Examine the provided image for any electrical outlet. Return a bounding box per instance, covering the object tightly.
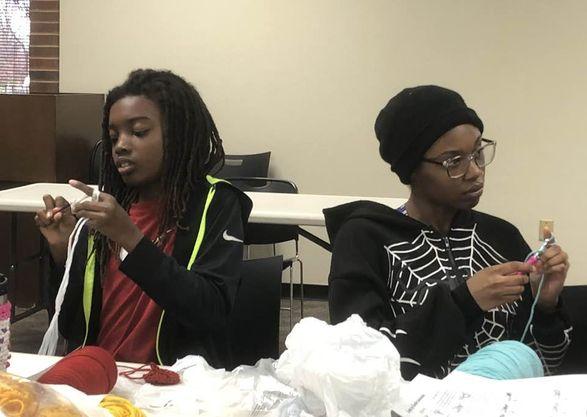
[539,219,554,241]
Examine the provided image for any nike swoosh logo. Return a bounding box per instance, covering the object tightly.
[223,230,243,243]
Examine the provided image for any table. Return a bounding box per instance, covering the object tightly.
[0,183,404,225]
[7,352,138,417]
[7,351,61,378]
[0,182,405,250]
[7,351,138,379]
[9,352,587,417]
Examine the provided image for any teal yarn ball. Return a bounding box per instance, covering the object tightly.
[455,340,544,380]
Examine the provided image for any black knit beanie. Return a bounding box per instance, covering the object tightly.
[375,85,484,184]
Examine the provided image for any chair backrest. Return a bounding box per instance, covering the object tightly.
[228,255,283,369]
[228,178,299,244]
[89,140,103,184]
[557,285,587,374]
[215,152,271,179]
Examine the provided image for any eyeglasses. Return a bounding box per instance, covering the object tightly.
[421,138,497,179]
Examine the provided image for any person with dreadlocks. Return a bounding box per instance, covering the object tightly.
[34,69,252,368]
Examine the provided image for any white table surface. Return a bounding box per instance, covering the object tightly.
[7,351,139,379]
[0,183,405,227]
[7,351,62,378]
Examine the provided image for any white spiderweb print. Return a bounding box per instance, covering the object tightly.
[384,225,568,377]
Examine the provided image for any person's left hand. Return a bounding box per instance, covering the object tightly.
[532,228,570,313]
[69,179,144,252]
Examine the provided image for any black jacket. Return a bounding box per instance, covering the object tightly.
[54,178,252,368]
[325,201,572,380]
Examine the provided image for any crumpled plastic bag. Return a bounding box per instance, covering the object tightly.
[116,315,402,417]
[0,370,98,416]
[132,356,313,417]
[275,314,402,417]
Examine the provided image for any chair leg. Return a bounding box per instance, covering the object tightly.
[293,240,304,318]
[289,264,294,330]
[298,258,304,318]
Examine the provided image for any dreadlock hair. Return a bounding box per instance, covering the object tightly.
[95,69,225,275]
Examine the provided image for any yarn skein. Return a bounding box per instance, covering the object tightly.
[37,346,117,395]
[100,395,145,417]
[455,341,544,380]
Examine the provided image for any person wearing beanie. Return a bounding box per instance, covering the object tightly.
[324,85,571,380]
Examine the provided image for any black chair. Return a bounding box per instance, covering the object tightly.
[227,177,304,330]
[228,255,283,369]
[215,152,271,179]
[557,285,587,374]
[89,139,103,184]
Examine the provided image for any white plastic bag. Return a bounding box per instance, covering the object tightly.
[132,356,312,416]
[39,217,88,356]
[275,315,402,417]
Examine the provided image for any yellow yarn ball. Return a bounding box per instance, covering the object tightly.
[100,395,145,417]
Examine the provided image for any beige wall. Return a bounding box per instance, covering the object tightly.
[61,0,587,285]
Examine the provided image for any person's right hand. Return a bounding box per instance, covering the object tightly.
[466,262,534,311]
[34,195,77,265]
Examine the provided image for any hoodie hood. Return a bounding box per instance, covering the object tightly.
[323,200,413,243]
[323,200,476,243]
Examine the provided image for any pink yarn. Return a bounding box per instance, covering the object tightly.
[0,302,11,321]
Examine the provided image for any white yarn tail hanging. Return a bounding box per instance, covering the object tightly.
[39,217,88,355]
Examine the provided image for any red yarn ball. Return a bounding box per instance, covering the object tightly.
[38,346,117,395]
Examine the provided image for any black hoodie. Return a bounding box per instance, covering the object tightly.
[52,179,252,368]
[324,201,571,380]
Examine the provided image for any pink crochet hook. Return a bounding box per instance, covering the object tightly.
[517,236,555,274]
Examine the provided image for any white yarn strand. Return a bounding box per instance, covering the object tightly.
[38,217,89,355]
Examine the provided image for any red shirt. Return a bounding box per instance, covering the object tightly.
[97,200,176,363]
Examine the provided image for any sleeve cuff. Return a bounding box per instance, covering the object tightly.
[533,297,565,330]
[452,282,484,325]
[119,236,166,285]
